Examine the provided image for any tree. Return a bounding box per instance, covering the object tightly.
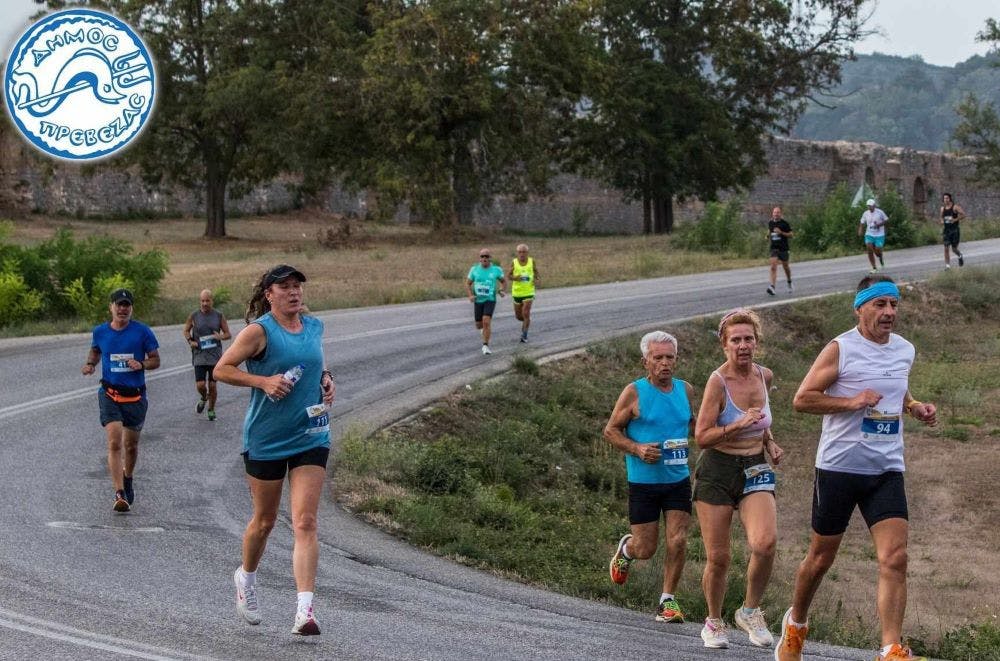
[41,0,363,238]
[953,18,1000,184]
[352,0,593,227]
[574,0,871,233]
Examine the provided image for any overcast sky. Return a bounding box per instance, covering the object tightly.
[2,0,997,69]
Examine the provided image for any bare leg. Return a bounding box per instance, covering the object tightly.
[695,501,735,619]
[738,493,777,608]
[481,315,492,345]
[870,518,909,647]
[288,465,325,592]
[208,380,218,409]
[104,421,125,491]
[662,510,690,594]
[790,531,843,624]
[769,256,778,287]
[122,427,140,477]
[520,299,533,333]
[242,476,283,572]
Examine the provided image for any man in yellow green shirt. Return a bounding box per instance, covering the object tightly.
[508,244,540,343]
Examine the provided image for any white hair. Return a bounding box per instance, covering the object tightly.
[640,330,678,357]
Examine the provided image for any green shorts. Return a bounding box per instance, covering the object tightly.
[692,448,774,507]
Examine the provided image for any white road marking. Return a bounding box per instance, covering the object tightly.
[0,607,218,660]
[47,521,165,532]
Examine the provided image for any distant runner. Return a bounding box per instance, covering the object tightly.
[775,275,937,661]
[939,193,966,270]
[81,288,160,513]
[859,199,889,273]
[766,207,793,295]
[466,248,506,355]
[605,331,695,626]
[182,289,231,421]
[508,244,540,342]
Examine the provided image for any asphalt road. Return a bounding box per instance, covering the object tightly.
[3,239,998,660]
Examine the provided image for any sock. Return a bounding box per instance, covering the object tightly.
[238,568,256,587]
[741,606,757,615]
[297,591,314,613]
[621,542,632,560]
[788,613,806,628]
[880,644,895,656]
[660,592,673,603]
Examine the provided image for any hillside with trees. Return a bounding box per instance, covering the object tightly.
[791,51,1000,151]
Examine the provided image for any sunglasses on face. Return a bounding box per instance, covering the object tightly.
[480,255,490,259]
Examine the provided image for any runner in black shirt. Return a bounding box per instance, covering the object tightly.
[766,207,793,295]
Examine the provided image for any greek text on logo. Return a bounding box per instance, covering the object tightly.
[4,9,155,161]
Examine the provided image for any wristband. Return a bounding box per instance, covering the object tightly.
[321,369,333,381]
[904,400,923,413]
[86,362,96,367]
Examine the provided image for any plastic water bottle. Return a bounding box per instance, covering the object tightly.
[267,364,305,401]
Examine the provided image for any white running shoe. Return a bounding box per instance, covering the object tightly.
[735,607,774,647]
[234,569,261,625]
[291,606,320,635]
[786,281,793,292]
[481,345,492,355]
[701,617,729,648]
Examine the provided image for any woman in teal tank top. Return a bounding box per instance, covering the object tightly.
[215,265,336,636]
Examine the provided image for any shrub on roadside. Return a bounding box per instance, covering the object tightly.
[675,198,761,256]
[0,260,44,325]
[0,227,168,325]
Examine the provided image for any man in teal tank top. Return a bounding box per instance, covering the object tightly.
[603,330,696,624]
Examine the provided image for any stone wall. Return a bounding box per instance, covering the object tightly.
[3,119,999,230]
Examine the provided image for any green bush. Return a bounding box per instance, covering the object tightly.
[0,228,168,324]
[675,198,757,255]
[0,260,44,325]
[62,273,135,325]
[797,184,921,252]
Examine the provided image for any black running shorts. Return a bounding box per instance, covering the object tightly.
[194,364,215,382]
[811,468,908,536]
[943,224,960,248]
[628,477,692,524]
[473,300,497,322]
[243,445,330,481]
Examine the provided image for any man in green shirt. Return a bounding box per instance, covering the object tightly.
[466,248,506,355]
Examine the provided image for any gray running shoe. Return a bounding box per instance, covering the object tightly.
[234,569,261,625]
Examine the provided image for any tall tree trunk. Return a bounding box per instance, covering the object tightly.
[453,144,475,226]
[204,161,227,238]
[652,194,674,234]
[642,192,652,234]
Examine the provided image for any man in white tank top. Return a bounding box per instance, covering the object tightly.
[774,275,938,661]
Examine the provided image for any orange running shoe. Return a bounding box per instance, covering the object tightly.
[608,533,633,585]
[774,607,807,661]
[875,643,927,661]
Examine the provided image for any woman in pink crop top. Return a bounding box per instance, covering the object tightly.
[692,308,785,649]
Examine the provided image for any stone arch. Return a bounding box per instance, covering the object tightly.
[865,166,876,188]
[913,176,927,218]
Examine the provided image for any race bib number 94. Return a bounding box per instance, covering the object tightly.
[861,407,900,439]
[4,8,156,161]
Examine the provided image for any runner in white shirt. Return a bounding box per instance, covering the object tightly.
[858,199,889,273]
[774,275,938,661]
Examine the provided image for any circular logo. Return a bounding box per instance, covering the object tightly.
[4,9,156,161]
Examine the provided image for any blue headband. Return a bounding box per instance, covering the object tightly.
[854,281,900,309]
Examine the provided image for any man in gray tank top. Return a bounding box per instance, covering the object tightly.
[182,289,231,421]
[774,275,938,661]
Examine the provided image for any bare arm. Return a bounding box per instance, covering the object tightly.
[81,346,100,375]
[903,390,937,427]
[953,204,966,222]
[135,349,160,372]
[214,323,293,401]
[217,314,232,341]
[182,314,198,349]
[685,381,697,437]
[533,264,540,288]
[466,278,475,301]
[793,341,881,414]
[603,384,659,463]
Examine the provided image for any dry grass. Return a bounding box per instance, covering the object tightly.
[7,212,758,324]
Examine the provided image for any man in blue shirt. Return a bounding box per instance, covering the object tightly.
[81,289,160,513]
[465,248,506,355]
[604,330,696,624]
